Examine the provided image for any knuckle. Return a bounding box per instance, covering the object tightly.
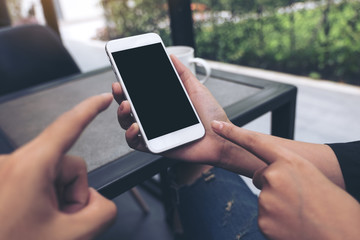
[118,116,132,130]
[125,134,133,146]
[107,200,117,218]
[74,157,87,170]
[119,120,128,130]
[252,167,266,189]
[258,191,271,211]
[262,167,281,184]
[257,193,266,207]
[126,133,139,149]
[99,195,117,219]
[257,216,272,236]
[65,155,88,173]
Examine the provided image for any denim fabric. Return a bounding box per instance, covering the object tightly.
[176,167,266,240]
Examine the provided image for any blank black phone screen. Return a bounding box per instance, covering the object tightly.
[112,43,199,140]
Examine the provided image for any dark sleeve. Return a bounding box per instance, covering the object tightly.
[327,141,360,202]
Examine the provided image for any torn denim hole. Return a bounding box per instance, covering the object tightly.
[226,199,234,212]
[172,167,265,240]
[202,169,216,183]
[222,198,235,226]
[234,212,259,239]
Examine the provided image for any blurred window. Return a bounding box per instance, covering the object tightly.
[6,0,45,26]
[101,0,172,46]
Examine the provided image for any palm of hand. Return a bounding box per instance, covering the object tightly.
[164,75,229,164]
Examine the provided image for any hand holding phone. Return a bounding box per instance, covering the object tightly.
[106,33,205,153]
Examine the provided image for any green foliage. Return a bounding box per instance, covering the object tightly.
[194,0,360,85]
[102,0,172,45]
[102,0,360,85]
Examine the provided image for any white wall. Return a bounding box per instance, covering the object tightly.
[59,0,104,22]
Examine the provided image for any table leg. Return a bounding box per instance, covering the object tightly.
[271,98,296,140]
[129,188,150,214]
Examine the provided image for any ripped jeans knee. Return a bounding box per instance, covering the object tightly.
[169,167,266,240]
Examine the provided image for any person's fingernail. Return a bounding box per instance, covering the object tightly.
[101,92,111,96]
[211,120,224,131]
[131,123,139,133]
[100,92,113,100]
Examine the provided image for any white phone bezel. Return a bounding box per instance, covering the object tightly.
[105,33,205,153]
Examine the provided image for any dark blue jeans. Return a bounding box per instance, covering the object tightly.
[175,167,266,240]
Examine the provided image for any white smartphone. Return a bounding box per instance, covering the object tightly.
[105,33,205,153]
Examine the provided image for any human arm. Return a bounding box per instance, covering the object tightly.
[220,129,345,188]
[0,93,117,239]
[211,120,360,240]
[328,141,360,201]
[216,128,344,187]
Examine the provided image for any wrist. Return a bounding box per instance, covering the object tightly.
[217,140,266,178]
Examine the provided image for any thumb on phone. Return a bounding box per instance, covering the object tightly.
[170,55,201,91]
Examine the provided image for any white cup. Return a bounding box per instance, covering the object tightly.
[166,46,211,84]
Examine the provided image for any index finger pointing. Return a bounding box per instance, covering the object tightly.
[31,93,113,162]
[211,120,285,164]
